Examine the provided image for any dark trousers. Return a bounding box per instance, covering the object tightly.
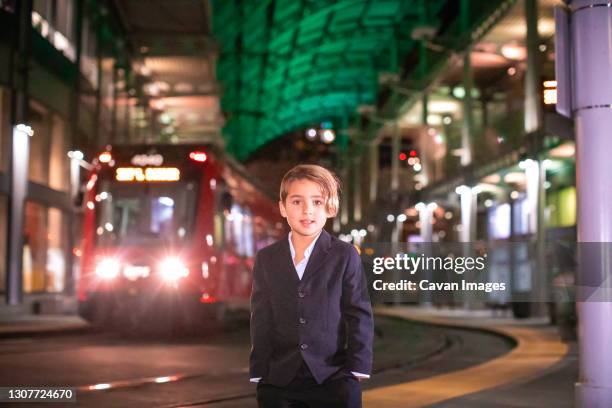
[256,362,362,408]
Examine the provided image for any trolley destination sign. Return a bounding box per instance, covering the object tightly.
[115,167,181,182]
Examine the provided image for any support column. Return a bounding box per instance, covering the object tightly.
[460,0,473,167]
[64,0,84,298]
[458,186,477,309]
[525,0,546,317]
[6,0,33,306]
[417,202,434,243]
[567,1,612,405]
[457,186,477,243]
[417,202,435,306]
[524,159,547,316]
[524,0,542,133]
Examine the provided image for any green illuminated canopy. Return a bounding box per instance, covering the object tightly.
[211,0,502,160]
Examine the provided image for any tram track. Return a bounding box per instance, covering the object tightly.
[158,332,459,407]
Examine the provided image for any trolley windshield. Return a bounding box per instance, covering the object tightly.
[95,179,198,246]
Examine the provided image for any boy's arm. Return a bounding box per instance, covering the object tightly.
[249,253,273,380]
[341,247,374,376]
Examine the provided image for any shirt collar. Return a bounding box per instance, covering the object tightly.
[288,231,322,263]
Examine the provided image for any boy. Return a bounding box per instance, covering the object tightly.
[250,164,374,408]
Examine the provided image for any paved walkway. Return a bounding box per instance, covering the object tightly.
[0,315,90,337]
[364,307,574,408]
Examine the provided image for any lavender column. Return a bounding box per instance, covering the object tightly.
[565,1,612,405]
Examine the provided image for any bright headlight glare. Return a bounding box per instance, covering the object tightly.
[159,257,189,281]
[95,258,121,279]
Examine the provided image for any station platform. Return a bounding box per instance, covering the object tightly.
[364,306,577,407]
[0,314,90,338]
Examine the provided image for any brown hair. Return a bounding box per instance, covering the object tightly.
[280,164,341,216]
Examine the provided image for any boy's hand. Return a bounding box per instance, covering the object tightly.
[351,372,370,382]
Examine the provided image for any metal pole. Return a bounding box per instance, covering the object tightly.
[568,1,612,405]
[524,0,542,133]
[390,122,400,194]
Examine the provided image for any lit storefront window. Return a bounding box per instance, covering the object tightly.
[28,102,70,191]
[23,203,68,294]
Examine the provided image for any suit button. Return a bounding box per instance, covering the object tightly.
[300,343,308,350]
[298,291,305,298]
[299,318,306,324]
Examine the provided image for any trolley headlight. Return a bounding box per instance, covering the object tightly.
[159,257,189,281]
[95,258,121,279]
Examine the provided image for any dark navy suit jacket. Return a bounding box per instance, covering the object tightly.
[249,229,374,386]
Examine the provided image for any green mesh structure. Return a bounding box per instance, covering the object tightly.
[211,0,500,160]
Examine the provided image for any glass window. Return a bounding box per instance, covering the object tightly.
[23,202,47,293]
[80,15,98,89]
[49,115,70,192]
[99,58,115,142]
[224,204,255,257]
[32,0,76,61]
[28,101,51,185]
[96,181,197,246]
[23,203,68,293]
[46,208,68,293]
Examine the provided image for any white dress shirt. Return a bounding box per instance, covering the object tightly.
[250,232,370,383]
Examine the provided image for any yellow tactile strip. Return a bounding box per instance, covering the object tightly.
[363,308,569,407]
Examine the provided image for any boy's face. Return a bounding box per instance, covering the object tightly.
[279,179,332,238]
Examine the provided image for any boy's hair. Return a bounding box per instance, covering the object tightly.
[280,164,341,216]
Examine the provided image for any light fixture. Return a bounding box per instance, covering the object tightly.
[321,129,336,144]
[501,43,527,61]
[99,152,112,163]
[189,151,207,163]
[455,185,470,195]
[67,150,84,160]
[305,128,317,140]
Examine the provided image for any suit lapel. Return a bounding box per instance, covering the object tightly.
[301,230,332,282]
[279,237,300,285]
